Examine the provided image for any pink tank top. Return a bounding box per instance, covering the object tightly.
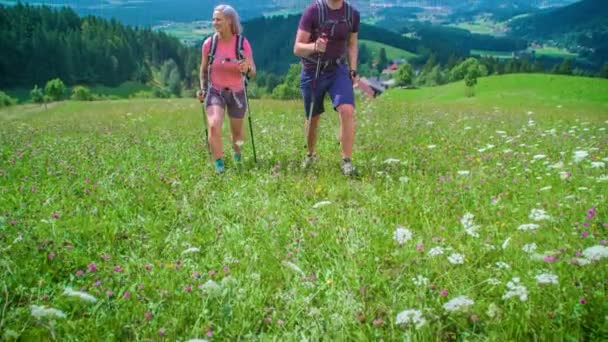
[202,35,253,91]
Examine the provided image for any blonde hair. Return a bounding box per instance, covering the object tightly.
[214,4,243,35]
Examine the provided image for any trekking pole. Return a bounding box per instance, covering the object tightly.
[305,33,327,150]
[199,94,212,162]
[242,74,257,163]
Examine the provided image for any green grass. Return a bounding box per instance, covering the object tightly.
[360,39,418,61]
[449,19,507,36]
[384,74,608,109]
[472,46,580,60]
[531,46,579,59]
[471,49,515,59]
[90,81,153,98]
[1,74,607,340]
[154,21,213,45]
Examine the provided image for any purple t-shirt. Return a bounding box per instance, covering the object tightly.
[298,1,360,70]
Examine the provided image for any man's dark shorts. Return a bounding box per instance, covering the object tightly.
[300,64,355,118]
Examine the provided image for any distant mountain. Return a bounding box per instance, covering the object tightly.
[0,0,300,26]
[508,0,607,65]
[1,1,582,26]
[508,0,607,38]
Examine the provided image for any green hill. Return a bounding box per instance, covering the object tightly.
[383,73,608,111]
[359,39,418,61]
[509,0,608,38]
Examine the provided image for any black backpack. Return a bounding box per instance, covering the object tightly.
[205,33,247,88]
[207,32,245,66]
[314,0,354,37]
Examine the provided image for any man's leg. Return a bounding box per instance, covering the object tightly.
[336,103,355,159]
[305,114,322,156]
[329,66,357,175]
[300,70,326,167]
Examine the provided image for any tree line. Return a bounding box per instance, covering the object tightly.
[0,4,199,89]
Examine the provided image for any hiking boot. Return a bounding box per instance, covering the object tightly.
[302,153,317,169]
[234,153,242,163]
[215,159,225,174]
[341,158,357,176]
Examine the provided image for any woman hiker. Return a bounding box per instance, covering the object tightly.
[197,4,256,174]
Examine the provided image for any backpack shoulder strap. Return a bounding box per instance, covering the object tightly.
[315,0,327,29]
[208,33,219,65]
[235,34,245,60]
[206,33,219,89]
[344,1,353,31]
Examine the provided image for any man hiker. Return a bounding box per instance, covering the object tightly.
[293,0,360,176]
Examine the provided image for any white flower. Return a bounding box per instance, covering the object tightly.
[559,171,570,180]
[572,257,591,266]
[186,339,209,342]
[496,130,507,135]
[393,226,413,245]
[412,275,429,287]
[395,309,427,328]
[533,154,546,160]
[443,295,474,312]
[478,144,495,153]
[502,277,528,302]
[539,186,552,192]
[200,280,222,297]
[573,150,588,163]
[448,253,464,265]
[31,305,66,319]
[63,288,97,303]
[486,303,500,318]
[383,158,400,164]
[312,201,331,209]
[522,243,537,253]
[427,145,437,149]
[495,261,511,269]
[550,161,564,169]
[428,246,444,257]
[518,223,540,231]
[282,261,304,276]
[221,276,237,287]
[460,212,480,238]
[501,237,511,250]
[486,278,501,285]
[582,245,608,261]
[598,175,608,182]
[529,209,550,221]
[457,170,470,176]
[399,176,409,183]
[591,162,605,168]
[249,273,261,282]
[535,273,559,285]
[182,247,200,254]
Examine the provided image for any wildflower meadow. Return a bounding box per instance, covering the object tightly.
[0,74,607,340]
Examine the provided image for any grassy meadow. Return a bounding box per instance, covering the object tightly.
[0,74,607,340]
[359,39,418,61]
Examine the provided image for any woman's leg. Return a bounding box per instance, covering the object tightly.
[229,117,244,155]
[206,105,225,159]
